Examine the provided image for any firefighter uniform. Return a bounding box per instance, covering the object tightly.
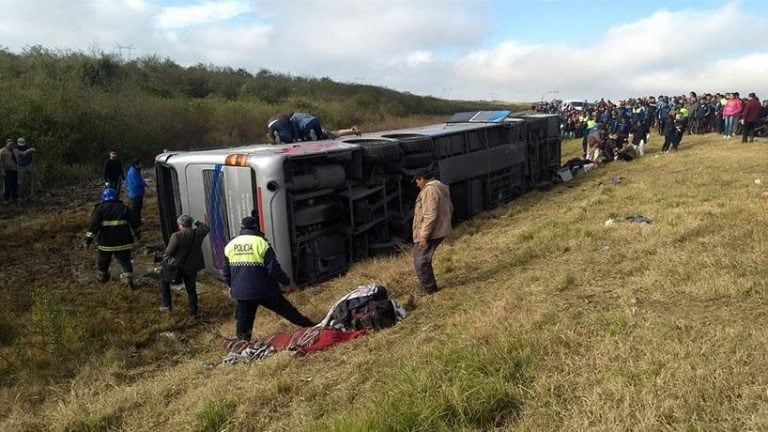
[85,199,140,286]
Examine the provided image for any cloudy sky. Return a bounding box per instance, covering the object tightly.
[2,0,767,102]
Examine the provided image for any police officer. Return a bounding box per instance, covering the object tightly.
[84,187,140,288]
[223,216,315,341]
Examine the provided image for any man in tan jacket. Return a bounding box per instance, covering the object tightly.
[412,167,453,294]
[1,139,20,202]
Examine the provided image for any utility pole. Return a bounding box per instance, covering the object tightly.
[541,90,559,103]
[116,44,134,61]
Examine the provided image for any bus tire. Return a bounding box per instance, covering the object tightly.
[400,152,434,169]
[398,137,433,154]
[359,141,402,163]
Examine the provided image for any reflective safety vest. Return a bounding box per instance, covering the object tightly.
[223,233,289,300]
[224,235,270,267]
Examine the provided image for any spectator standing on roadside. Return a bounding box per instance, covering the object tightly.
[629,120,648,156]
[685,95,698,134]
[15,137,38,199]
[722,92,742,139]
[103,150,125,196]
[126,159,148,222]
[1,139,19,202]
[741,92,762,143]
[657,97,671,135]
[693,99,711,134]
[412,167,453,294]
[160,215,210,317]
[661,118,681,153]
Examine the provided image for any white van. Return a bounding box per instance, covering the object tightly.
[561,100,591,111]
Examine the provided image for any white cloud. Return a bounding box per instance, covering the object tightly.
[155,1,253,30]
[0,1,767,102]
[125,0,148,13]
[163,24,273,66]
[445,3,768,100]
[404,51,434,68]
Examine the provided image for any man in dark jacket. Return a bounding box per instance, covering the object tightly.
[160,215,210,316]
[103,150,125,196]
[224,216,315,341]
[84,187,140,288]
[741,93,762,143]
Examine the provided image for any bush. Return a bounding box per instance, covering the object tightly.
[0,47,525,189]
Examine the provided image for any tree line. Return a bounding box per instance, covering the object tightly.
[0,46,518,185]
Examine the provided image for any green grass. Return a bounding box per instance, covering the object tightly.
[4,132,768,431]
[195,399,237,432]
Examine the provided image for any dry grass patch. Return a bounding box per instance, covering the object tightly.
[5,132,768,430]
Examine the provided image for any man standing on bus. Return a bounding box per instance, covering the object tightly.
[412,167,453,294]
[223,216,315,341]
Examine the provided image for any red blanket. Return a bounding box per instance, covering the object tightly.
[226,327,368,357]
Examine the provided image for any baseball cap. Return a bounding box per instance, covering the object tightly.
[411,167,431,182]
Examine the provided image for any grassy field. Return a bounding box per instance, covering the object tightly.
[3,131,768,431]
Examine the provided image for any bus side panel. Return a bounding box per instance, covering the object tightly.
[185,164,256,274]
[252,161,294,282]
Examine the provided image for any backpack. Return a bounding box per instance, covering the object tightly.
[321,284,405,331]
[350,299,398,331]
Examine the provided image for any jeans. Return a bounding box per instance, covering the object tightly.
[724,116,736,137]
[299,119,325,141]
[161,273,198,315]
[412,237,445,293]
[17,165,35,198]
[235,294,315,341]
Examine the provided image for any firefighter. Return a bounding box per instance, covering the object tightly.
[83,187,141,288]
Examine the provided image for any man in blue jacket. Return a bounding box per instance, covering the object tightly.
[223,216,315,341]
[126,159,148,222]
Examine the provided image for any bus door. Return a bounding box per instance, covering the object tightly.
[184,164,256,274]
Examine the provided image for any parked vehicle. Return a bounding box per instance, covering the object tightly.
[561,100,592,111]
[154,111,561,285]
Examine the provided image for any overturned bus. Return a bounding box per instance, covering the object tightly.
[154,111,560,285]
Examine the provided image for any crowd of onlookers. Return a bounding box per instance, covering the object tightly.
[534,91,768,164]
